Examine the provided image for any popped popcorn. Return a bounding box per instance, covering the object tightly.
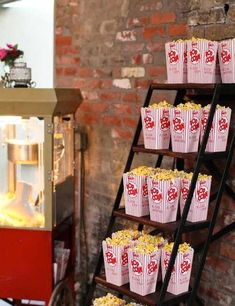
[105,236,131,246]
[204,104,230,110]
[163,242,191,253]
[131,241,158,254]
[176,101,202,110]
[93,293,125,306]
[127,166,155,176]
[180,171,212,181]
[112,229,142,240]
[149,100,173,108]
[137,234,165,247]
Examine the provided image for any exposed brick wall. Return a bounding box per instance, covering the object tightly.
[56,0,234,305]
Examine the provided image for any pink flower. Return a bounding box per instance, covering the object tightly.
[0,48,7,60]
[6,44,14,49]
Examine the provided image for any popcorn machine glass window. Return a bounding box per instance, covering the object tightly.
[0,116,45,228]
[53,114,75,225]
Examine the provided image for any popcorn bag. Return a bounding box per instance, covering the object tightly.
[102,241,130,286]
[128,249,161,296]
[201,106,232,152]
[170,107,202,153]
[218,39,235,83]
[161,247,194,295]
[123,173,149,217]
[165,41,187,83]
[141,106,171,150]
[180,175,212,222]
[147,176,180,223]
[187,39,218,83]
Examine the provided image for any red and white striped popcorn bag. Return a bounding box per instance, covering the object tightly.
[141,107,171,150]
[165,41,187,83]
[201,107,232,152]
[128,249,161,296]
[218,39,235,83]
[123,173,149,217]
[170,108,202,153]
[102,241,130,286]
[187,40,218,83]
[161,248,194,295]
[180,176,212,222]
[147,177,180,223]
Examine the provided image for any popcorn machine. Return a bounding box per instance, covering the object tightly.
[0,88,82,305]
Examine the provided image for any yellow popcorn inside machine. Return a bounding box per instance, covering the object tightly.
[0,88,82,305]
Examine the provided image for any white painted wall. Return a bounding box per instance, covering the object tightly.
[0,0,55,88]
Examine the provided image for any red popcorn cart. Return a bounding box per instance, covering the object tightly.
[0,88,82,305]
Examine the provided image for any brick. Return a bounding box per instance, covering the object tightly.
[134,79,152,89]
[100,19,117,35]
[113,79,131,89]
[205,24,235,40]
[101,79,113,89]
[56,55,78,65]
[122,92,138,102]
[56,67,64,77]
[148,66,166,77]
[220,243,235,261]
[142,53,153,64]
[206,255,231,273]
[123,43,145,53]
[100,92,120,101]
[103,116,121,126]
[77,67,93,77]
[113,104,132,115]
[121,67,145,78]
[227,5,235,22]
[94,68,112,78]
[82,91,99,101]
[79,101,109,113]
[151,12,176,24]
[197,8,225,25]
[56,35,72,46]
[74,79,101,90]
[168,24,187,36]
[142,26,165,39]
[127,16,149,28]
[64,67,77,76]
[146,42,165,52]
[131,54,142,65]
[123,117,138,128]
[116,30,136,41]
[140,2,163,12]
[78,113,99,125]
[206,287,233,306]
[111,127,132,140]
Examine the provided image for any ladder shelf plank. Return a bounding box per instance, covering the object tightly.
[95,274,191,306]
[132,145,228,160]
[113,208,210,233]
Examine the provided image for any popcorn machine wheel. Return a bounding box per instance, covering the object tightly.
[0,88,82,305]
[48,281,74,306]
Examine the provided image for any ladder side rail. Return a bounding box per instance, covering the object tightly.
[158,84,221,305]
[194,221,235,253]
[204,160,235,200]
[188,133,235,306]
[85,85,154,306]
